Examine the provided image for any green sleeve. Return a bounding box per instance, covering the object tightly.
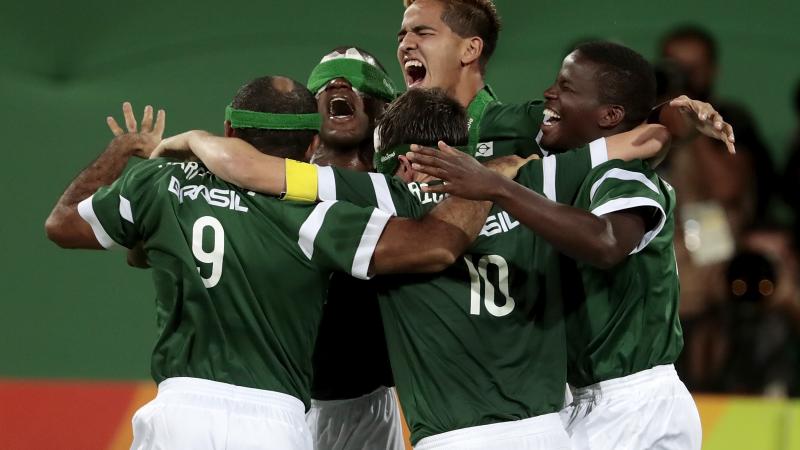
[77,159,164,250]
[292,200,392,280]
[316,166,428,219]
[578,159,668,253]
[475,100,545,160]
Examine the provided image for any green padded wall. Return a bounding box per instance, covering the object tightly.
[2,0,798,380]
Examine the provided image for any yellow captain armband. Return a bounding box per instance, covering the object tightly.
[282,159,318,202]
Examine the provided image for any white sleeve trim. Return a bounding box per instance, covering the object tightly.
[590,197,666,254]
[542,155,557,201]
[589,168,659,202]
[589,138,609,168]
[536,130,550,156]
[317,165,336,201]
[119,195,133,223]
[351,208,392,280]
[368,172,397,215]
[77,195,122,250]
[297,201,337,259]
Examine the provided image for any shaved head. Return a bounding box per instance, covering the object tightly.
[230,75,317,160]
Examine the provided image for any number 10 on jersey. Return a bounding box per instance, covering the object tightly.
[464,255,516,317]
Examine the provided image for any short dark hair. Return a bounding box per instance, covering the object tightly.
[230,76,317,160]
[575,41,657,130]
[377,87,468,150]
[660,25,718,64]
[405,0,501,74]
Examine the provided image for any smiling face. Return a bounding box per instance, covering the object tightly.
[539,51,608,151]
[316,77,371,148]
[397,0,468,94]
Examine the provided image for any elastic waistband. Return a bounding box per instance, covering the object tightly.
[310,386,393,408]
[570,364,678,400]
[415,413,563,450]
[158,377,304,412]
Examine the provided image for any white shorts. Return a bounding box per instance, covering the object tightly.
[306,386,405,450]
[414,413,570,450]
[131,377,312,450]
[560,364,702,450]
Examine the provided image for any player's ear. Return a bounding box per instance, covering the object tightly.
[224,120,236,138]
[461,37,484,66]
[305,134,321,162]
[395,155,414,183]
[598,105,625,129]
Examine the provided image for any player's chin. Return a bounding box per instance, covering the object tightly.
[322,127,366,147]
[538,126,559,150]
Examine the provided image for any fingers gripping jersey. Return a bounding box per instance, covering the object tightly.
[561,159,683,387]
[77,158,391,407]
[318,142,606,445]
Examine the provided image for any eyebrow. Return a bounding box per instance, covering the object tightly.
[397,25,437,37]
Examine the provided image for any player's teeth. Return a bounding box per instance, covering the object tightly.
[543,108,561,121]
[404,60,423,69]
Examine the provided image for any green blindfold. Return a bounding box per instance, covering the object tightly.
[225,105,320,130]
[308,59,398,102]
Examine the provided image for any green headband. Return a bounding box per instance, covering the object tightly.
[225,105,321,130]
[374,144,407,176]
[308,59,398,102]
[374,143,471,176]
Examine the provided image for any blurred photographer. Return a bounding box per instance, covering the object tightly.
[722,229,800,396]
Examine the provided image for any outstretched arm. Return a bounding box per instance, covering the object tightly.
[656,95,736,153]
[407,142,651,269]
[151,132,286,195]
[46,103,165,249]
[371,154,530,274]
[371,196,492,274]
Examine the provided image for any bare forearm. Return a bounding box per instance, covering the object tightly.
[373,216,471,274]
[605,124,671,166]
[189,135,286,195]
[490,178,633,269]
[372,197,491,274]
[428,196,492,246]
[45,135,142,248]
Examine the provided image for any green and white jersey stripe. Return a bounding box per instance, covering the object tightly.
[314,141,608,444]
[563,158,682,387]
[77,158,389,407]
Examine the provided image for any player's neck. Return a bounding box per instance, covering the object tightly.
[596,124,633,142]
[312,143,371,172]
[451,69,486,108]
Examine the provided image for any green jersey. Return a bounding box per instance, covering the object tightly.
[560,159,683,387]
[77,158,391,407]
[315,141,607,444]
[467,85,547,160]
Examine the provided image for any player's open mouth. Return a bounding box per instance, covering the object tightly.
[329,96,356,120]
[542,108,562,127]
[404,59,427,87]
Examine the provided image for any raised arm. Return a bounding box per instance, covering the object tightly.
[371,196,492,274]
[407,142,651,269]
[655,95,736,153]
[151,132,286,195]
[481,179,646,269]
[371,153,529,274]
[45,103,165,249]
